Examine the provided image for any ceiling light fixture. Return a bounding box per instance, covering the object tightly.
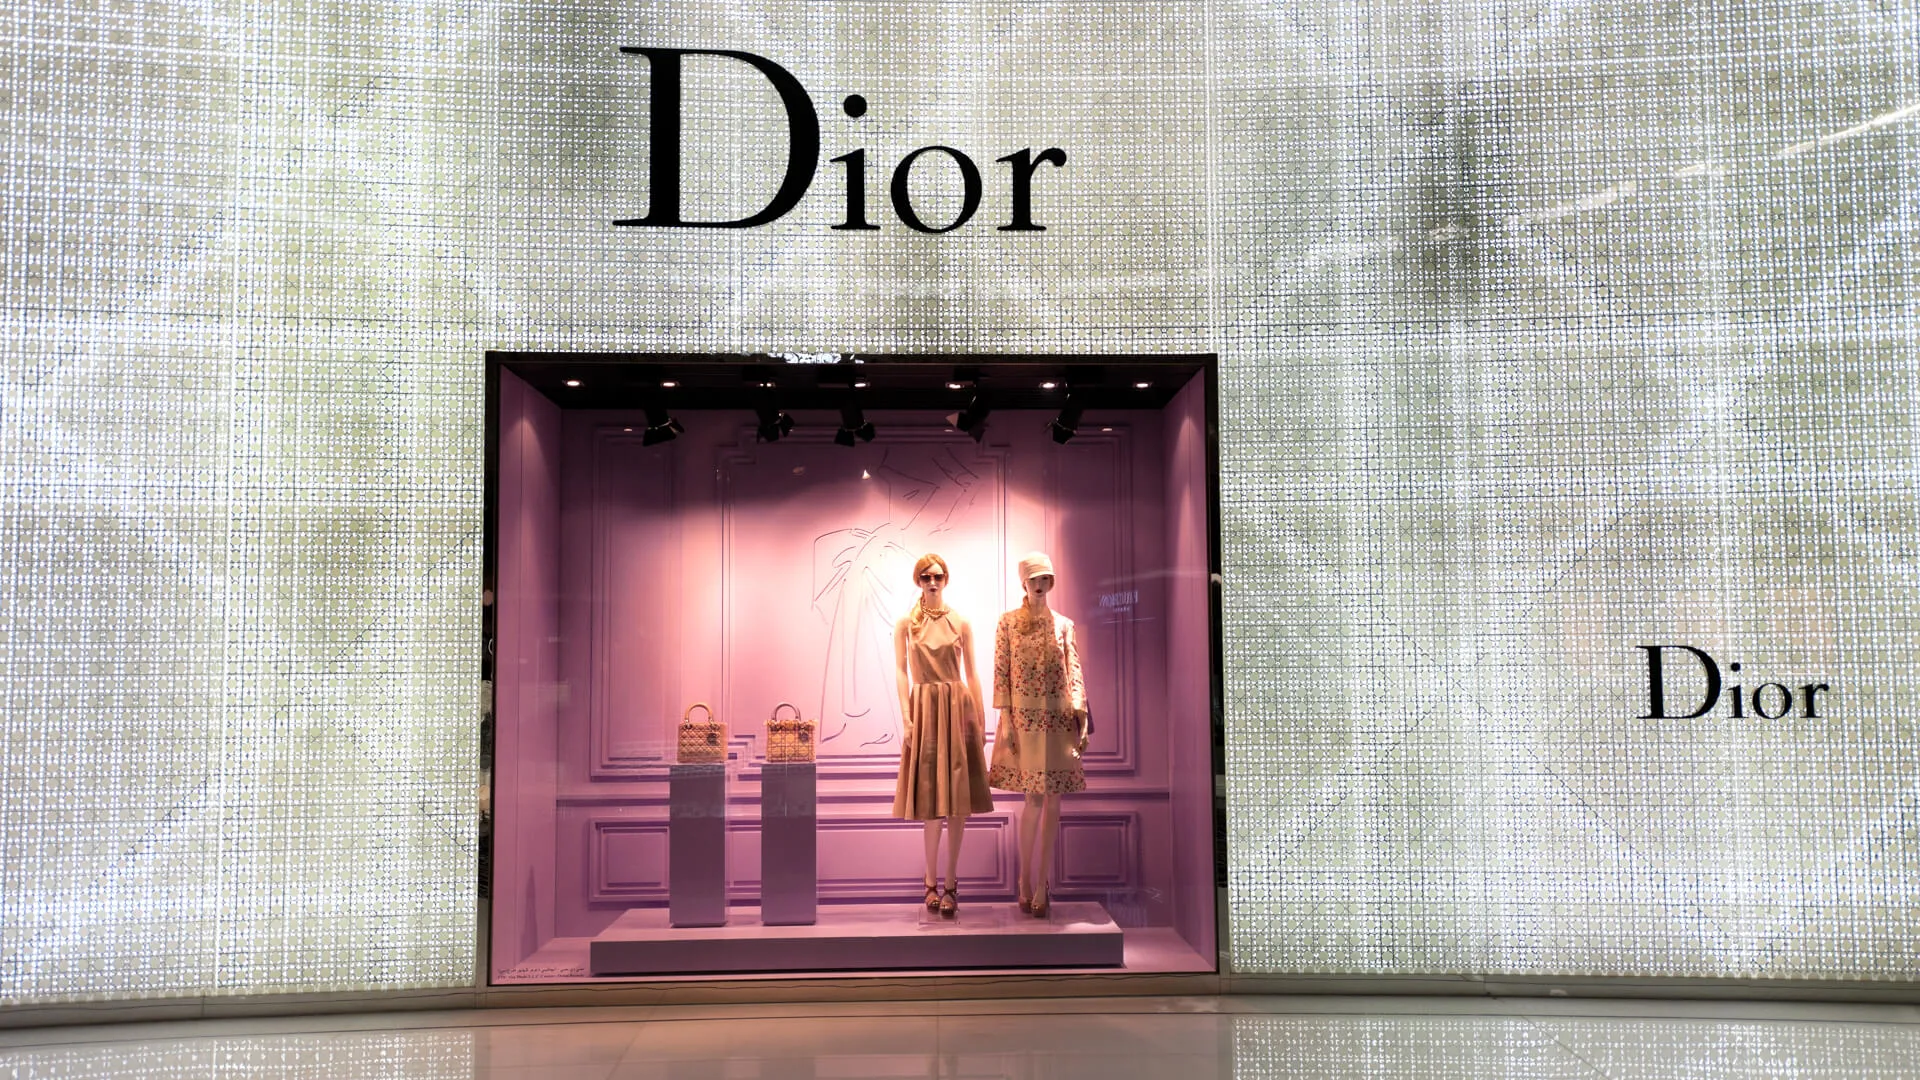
[835,404,876,447]
[642,407,684,447]
[755,404,797,443]
[564,379,582,388]
[944,395,992,444]
[1047,398,1084,445]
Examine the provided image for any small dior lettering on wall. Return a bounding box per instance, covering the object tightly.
[1637,645,1831,720]
[617,48,1068,233]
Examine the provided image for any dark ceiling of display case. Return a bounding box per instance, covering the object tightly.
[490,352,1211,411]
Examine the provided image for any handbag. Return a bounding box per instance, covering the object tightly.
[676,702,727,764]
[765,702,817,764]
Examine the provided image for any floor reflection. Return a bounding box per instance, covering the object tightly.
[0,999,1916,1078]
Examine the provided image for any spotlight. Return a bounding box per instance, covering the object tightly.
[642,407,684,446]
[1134,381,1152,389]
[1047,399,1083,444]
[755,405,796,443]
[943,395,991,444]
[661,380,679,388]
[1040,381,1058,390]
[835,404,875,447]
[564,379,582,388]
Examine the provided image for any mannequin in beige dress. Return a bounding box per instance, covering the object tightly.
[890,553,991,917]
[988,552,1089,919]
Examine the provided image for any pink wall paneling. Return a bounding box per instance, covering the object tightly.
[491,371,564,978]
[1163,369,1218,962]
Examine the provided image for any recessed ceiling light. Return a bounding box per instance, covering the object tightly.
[946,381,964,390]
[760,381,776,389]
[1101,426,1114,432]
[565,379,582,387]
[623,427,633,433]
[1040,381,1058,390]
[661,380,678,388]
[853,380,869,389]
[1134,381,1151,389]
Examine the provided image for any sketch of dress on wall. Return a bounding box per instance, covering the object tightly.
[811,446,984,751]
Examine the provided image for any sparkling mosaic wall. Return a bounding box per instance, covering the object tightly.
[0,1,487,1001]
[2,0,1915,1005]
[1214,0,1920,977]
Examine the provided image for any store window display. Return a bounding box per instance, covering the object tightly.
[488,355,1217,981]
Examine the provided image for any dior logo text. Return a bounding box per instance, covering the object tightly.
[1637,645,1830,720]
[616,48,1067,233]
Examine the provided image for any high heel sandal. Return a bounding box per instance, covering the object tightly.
[924,878,941,912]
[1017,881,1033,915]
[1030,885,1049,919]
[940,884,958,918]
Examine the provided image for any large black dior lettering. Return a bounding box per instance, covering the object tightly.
[615,48,1067,232]
[1637,645,1830,720]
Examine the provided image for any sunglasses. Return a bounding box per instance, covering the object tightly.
[918,572,948,583]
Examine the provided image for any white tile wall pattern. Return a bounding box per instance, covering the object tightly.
[2,0,1917,1004]
[0,0,489,1001]
[1212,0,1920,978]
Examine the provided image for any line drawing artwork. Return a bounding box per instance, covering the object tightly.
[810,446,983,751]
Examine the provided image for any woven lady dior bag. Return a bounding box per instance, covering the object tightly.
[676,702,727,764]
[766,702,817,764]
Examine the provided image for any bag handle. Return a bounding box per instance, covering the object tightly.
[769,701,801,723]
[683,702,713,723]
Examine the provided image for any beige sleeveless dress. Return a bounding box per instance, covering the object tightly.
[891,611,993,820]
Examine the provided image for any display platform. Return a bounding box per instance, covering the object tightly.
[589,902,1125,976]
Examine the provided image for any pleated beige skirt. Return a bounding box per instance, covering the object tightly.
[892,681,993,820]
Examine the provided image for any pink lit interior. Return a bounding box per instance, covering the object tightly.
[492,369,1215,982]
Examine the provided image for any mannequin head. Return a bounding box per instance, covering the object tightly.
[1018,551,1056,608]
[912,553,949,608]
[1023,573,1054,604]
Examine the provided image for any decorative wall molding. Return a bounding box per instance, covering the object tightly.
[588,427,680,779]
[1053,811,1142,894]
[588,820,670,904]
[1050,427,1141,776]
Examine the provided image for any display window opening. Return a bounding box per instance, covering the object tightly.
[484,353,1220,983]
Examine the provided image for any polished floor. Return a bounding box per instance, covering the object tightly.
[2,996,1918,1078]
